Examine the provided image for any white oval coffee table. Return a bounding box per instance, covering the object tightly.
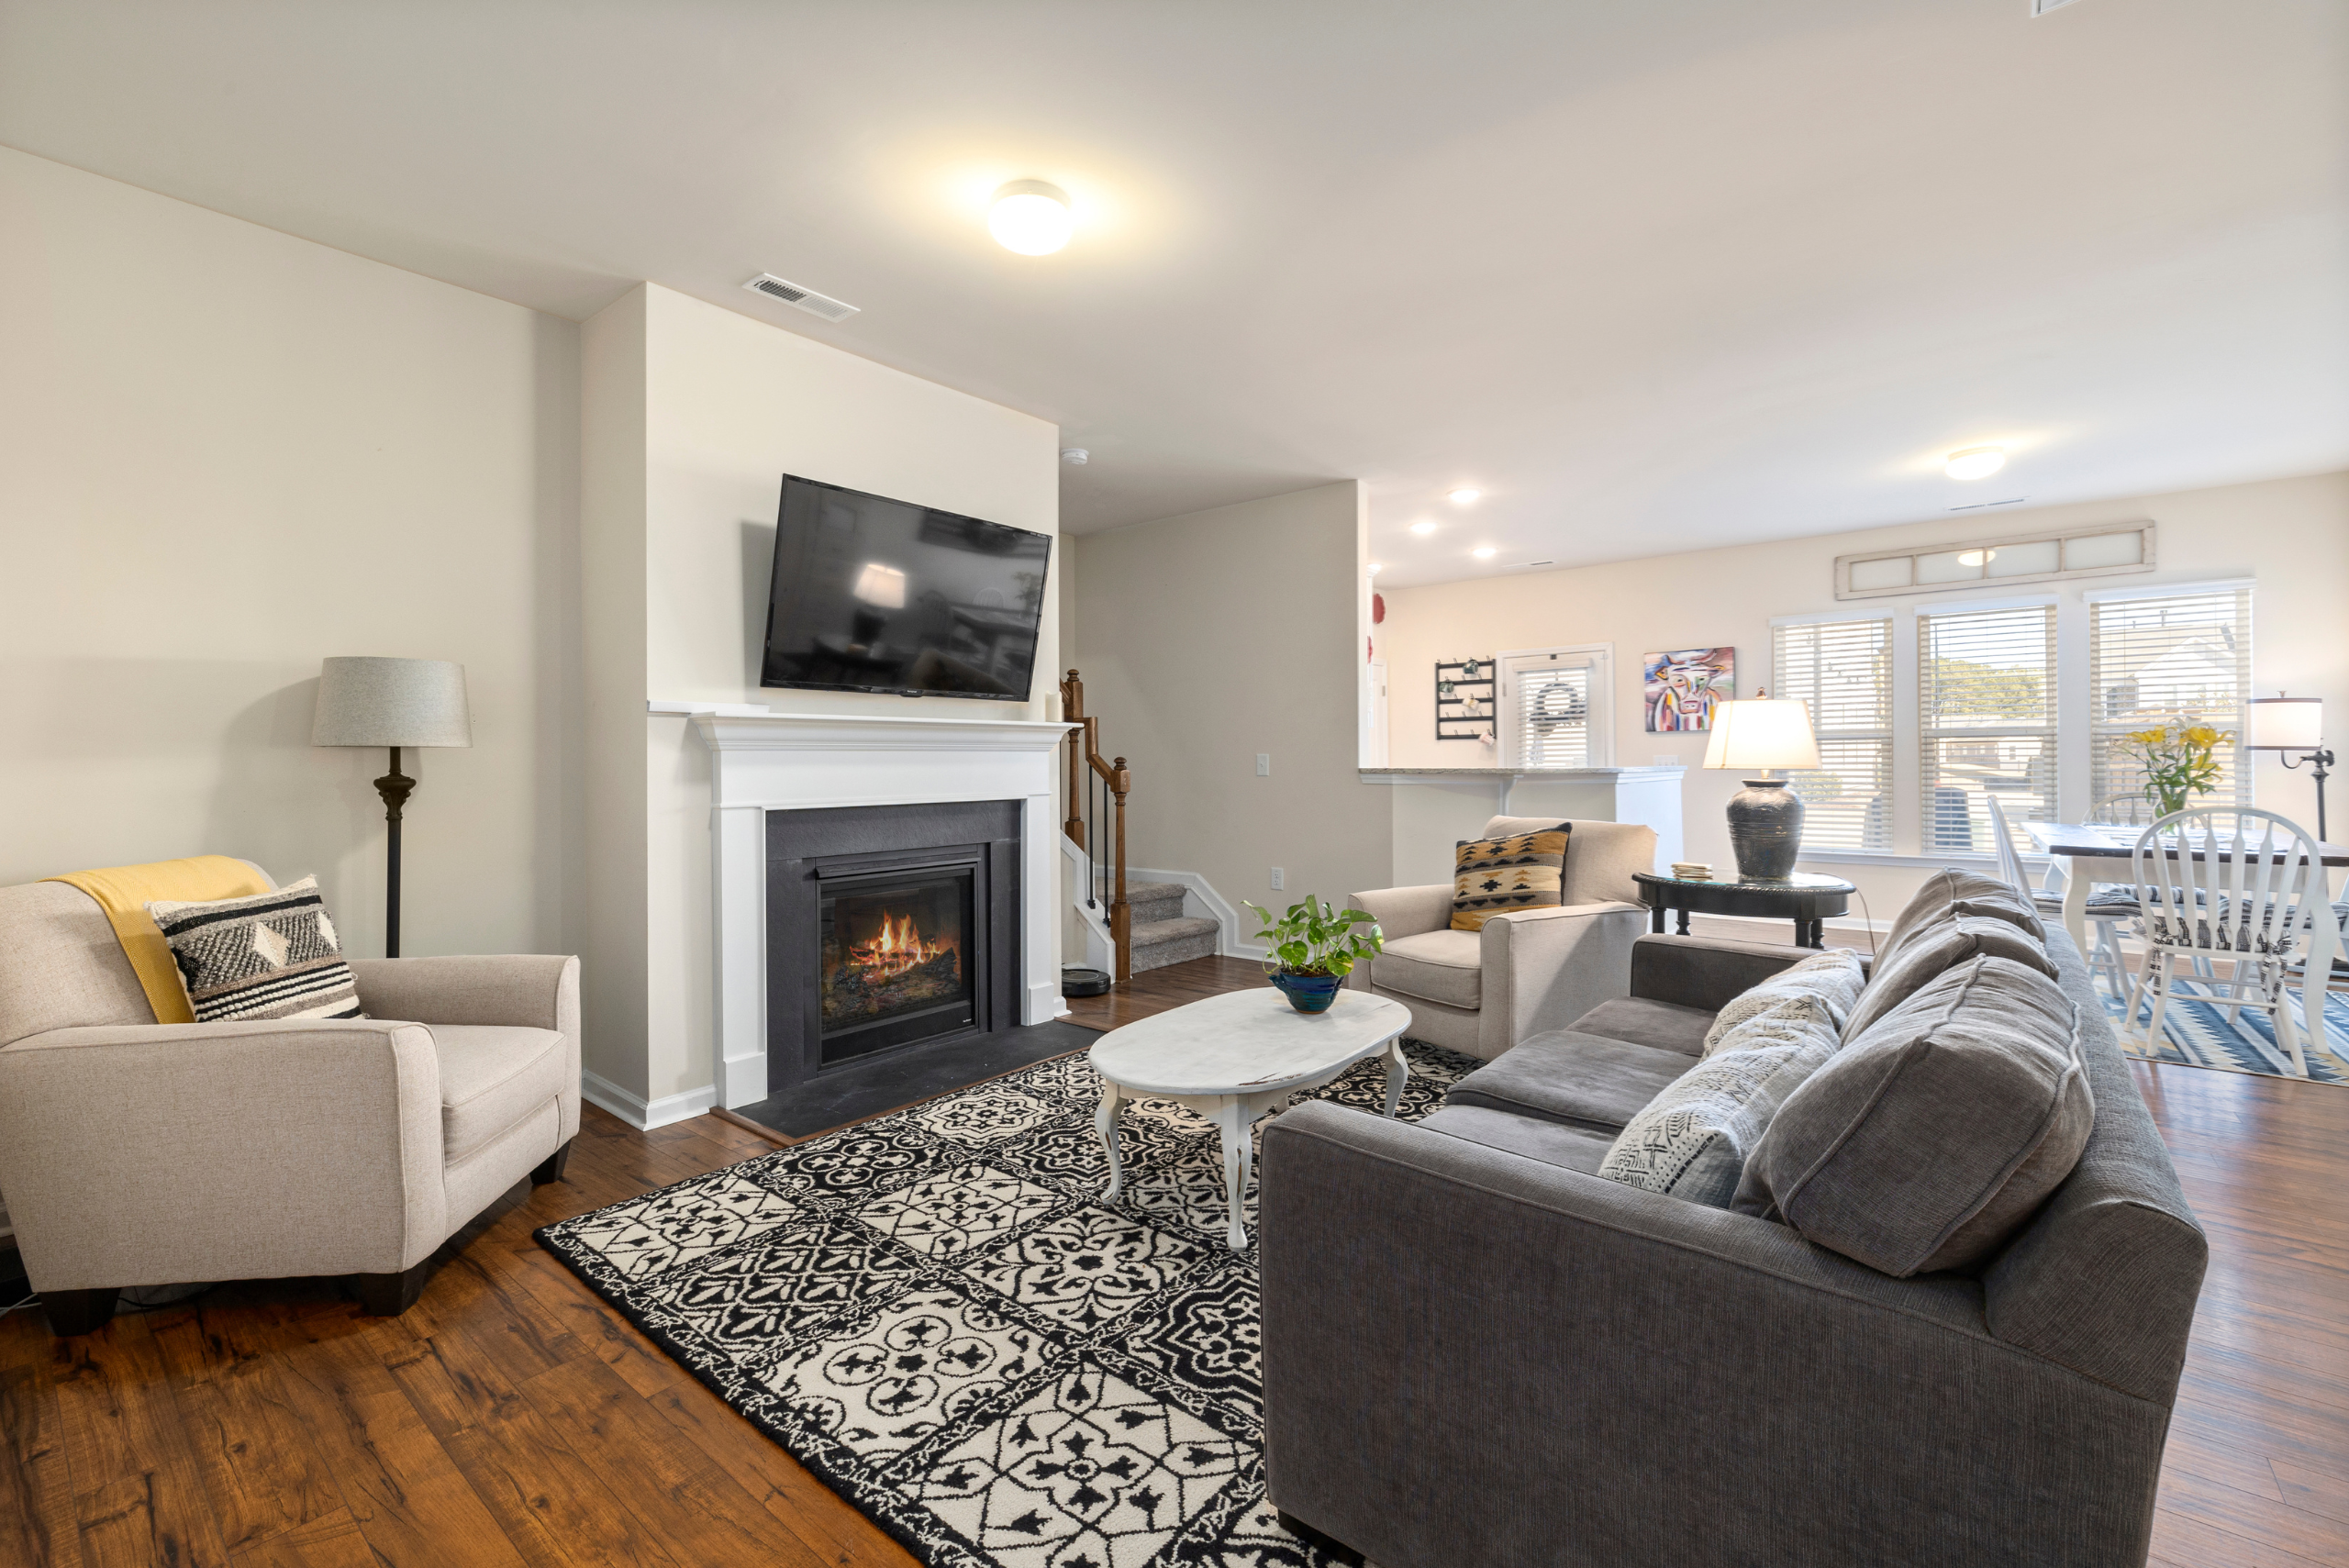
[1087,987,1414,1248]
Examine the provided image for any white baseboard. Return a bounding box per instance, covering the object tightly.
[1128,866,1268,960]
[582,1069,718,1131]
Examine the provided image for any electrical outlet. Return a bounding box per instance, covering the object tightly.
[1654,752,1681,766]
[1270,866,1286,891]
[1255,753,1271,776]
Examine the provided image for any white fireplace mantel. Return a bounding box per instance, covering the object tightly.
[690,709,1076,1109]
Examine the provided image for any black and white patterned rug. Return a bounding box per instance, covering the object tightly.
[536,1037,1475,1568]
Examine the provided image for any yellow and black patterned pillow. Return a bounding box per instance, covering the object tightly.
[1451,826,1571,931]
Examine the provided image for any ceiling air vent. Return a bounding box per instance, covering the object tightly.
[740,273,860,323]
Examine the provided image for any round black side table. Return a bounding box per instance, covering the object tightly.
[1631,870,1858,950]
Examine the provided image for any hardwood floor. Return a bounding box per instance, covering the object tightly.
[0,1005,2342,1565]
[1061,953,1267,1032]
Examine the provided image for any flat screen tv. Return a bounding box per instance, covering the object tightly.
[760,474,1052,700]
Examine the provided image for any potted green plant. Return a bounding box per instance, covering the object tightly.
[2114,719,2233,818]
[1244,896,1384,1014]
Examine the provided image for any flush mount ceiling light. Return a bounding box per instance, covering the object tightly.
[1366,562,1384,575]
[1473,546,1497,560]
[1408,520,1438,535]
[1945,446,2006,481]
[1449,487,1481,504]
[989,180,1073,255]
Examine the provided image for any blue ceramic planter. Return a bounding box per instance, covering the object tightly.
[1270,972,1342,1014]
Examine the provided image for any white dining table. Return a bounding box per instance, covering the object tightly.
[2023,822,2344,1054]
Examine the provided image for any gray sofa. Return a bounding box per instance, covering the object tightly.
[1260,920,2206,1568]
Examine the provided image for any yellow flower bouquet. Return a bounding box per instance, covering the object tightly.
[2114,719,2232,818]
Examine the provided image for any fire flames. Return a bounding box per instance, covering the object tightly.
[848,911,956,980]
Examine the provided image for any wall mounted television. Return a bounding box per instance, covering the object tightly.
[760,474,1052,701]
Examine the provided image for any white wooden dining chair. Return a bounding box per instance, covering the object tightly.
[2130,807,2339,1078]
[1984,794,2134,1006]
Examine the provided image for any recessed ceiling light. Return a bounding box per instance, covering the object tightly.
[1945,447,2006,481]
[1473,546,1497,560]
[989,181,1073,255]
[1408,520,1438,535]
[1449,487,1481,504]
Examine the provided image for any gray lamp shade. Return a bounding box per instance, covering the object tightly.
[312,657,473,749]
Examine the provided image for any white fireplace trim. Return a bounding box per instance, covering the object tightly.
[690,710,1077,1109]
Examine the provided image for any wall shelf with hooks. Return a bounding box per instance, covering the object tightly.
[1436,658,1496,742]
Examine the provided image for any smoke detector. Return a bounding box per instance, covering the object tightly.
[740,273,859,323]
[1061,448,1089,465]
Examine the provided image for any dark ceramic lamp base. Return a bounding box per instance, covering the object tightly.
[1726,777,1805,880]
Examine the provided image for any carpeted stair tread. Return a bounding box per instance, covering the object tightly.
[1129,914,1222,974]
[1124,881,1187,905]
[1130,915,1219,947]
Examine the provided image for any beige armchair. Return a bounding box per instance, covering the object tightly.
[0,870,580,1336]
[1348,816,1656,1061]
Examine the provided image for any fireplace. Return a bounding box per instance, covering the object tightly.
[766,800,1021,1094]
[819,864,975,1062]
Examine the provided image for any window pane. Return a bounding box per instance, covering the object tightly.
[2088,589,2252,822]
[1789,737,1893,851]
[1519,666,1590,767]
[1919,605,2055,857]
[1775,617,1892,851]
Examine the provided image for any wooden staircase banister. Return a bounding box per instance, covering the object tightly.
[1061,669,1132,984]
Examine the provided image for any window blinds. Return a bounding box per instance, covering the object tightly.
[2088,587,2253,822]
[1515,663,1592,767]
[1917,604,2056,855]
[1774,617,1892,851]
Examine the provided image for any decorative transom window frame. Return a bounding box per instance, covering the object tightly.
[1833,522,2156,600]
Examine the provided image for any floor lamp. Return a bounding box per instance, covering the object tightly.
[2248,695,2332,842]
[312,656,473,957]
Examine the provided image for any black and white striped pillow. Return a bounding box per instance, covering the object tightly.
[147,875,365,1023]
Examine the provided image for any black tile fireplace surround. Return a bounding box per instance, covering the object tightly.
[765,800,1021,1095]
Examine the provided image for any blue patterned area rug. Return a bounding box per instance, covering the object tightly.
[537,1039,1476,1567]
[2104,979,2349,1085]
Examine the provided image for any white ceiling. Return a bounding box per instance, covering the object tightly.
[4,0,2343,586]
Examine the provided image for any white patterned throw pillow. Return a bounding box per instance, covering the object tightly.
[147,875,364,1023]
[1700,949,1865,1056]
[1598,1035,1839,1207]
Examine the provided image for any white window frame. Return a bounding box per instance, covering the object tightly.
[1497,643,1615,769]
[1771,580,2254,867]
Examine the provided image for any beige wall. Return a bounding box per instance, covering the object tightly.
[1073,482,1395,928]
[1378,471,2349,920]
[0,145,582,961]
[581,284,1063,1111]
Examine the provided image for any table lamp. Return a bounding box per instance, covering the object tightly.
[2247,694,2331,840]
[312,657,473,956]
[1702,693,1821,880]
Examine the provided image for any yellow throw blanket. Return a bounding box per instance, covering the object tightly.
[44,856,271,1025]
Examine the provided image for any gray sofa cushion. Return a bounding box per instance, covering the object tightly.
[1417,1104,1616,1173]
[1372,928,1481,1009]
[1443,1030,1692,1132]
[1735,954,2093,1277]
[1841,915,2057,1040]
[1571,995,1714,1055]
[1878,868,2046,964]
[1701,949,1865,1055]
[1598,1026,1839,1207]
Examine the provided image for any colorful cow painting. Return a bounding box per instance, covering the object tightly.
[1644,647,1734,732]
